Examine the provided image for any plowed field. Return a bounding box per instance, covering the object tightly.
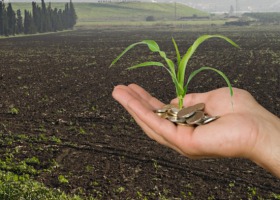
[0,26,279,199]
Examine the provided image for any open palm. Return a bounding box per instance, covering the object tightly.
[112,84,280,177]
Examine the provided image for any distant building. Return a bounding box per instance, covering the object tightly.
[98,0,140,2]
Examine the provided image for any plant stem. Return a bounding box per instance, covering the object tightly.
[178,96,184,109]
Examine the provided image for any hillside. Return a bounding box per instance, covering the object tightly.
[11,2,209,22]
[75,3,208,21]
[149,0,280,12]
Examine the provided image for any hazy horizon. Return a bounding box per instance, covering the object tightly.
[5,0,280,12]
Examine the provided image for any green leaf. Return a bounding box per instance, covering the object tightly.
[165,58,176,74]
[142,40,160,52]
[184,66,233,97]
[127,61,174,81]
[159,51,167,58]
[112,39,178,86]
[140,41,178,87]
[127,61,181,95]
[110,40,161,68]
[110,41,146,67]
[127,61,165,70]
[140,40,177,74]
[178,35,239,86]
[172,37,181,64]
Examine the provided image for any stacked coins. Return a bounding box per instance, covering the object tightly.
[154,103,219,126]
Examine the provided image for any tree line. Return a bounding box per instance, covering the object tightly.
[0,0,77,36]
[244,12,280,24]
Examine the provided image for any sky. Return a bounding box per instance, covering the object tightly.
[7,0,280,12]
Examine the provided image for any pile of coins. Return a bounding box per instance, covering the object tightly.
[154,103,219,126]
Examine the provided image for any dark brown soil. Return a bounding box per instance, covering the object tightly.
[0,26,279,199]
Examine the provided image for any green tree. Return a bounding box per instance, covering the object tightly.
[57,9,63,31]
[51,8,63,31]
[32,2,40,32]
[24,9,30,34]
[7,3,16,35]
[69,0,77,28]
[24,10,35,34]
[63,3,69,29]
[0,1,3,35]
[16,9,23,34]
[0,1,8,36]
[41,0,48,32]
[0,0,77,35]
[46,2,53,31]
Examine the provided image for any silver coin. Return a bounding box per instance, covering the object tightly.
[177,107,196,118]
[155,104,178,113]
[155,112,168,119]
[167,108,180,117]
[170,107,180,114]
[164,104,179,112]
[192,103,205,111]
[186,111,205,125]
[167,112,176,117]
[163,104,178,109]
[168,116,186,123]
[202,116,220,124]
[177,103,205,118]
[158,103,217,126]
[155,108,167,113]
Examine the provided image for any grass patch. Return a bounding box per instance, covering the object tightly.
[74,2,208,22]
[9,2,221,31]
[75,20,226,29]
[0,170,82,200]
[11,2,208,23]
[0,29,72,40]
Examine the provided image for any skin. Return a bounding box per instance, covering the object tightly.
[112,83,280,178]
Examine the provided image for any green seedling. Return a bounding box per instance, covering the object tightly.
[9,107,19,115]
[110,35,239,109]
[58,175,69,184]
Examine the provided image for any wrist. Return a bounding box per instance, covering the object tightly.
[251,110,280,178]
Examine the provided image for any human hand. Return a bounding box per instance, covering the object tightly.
[112,84,280,177]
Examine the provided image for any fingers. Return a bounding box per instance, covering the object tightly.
[113,85,192,155]
[112,86,158,140]
[113,85,151,110]
[128,84,165,109]
[123,91,196,151]
[112,85,180,150]
[125,94,188,154]
[126,93,177,138]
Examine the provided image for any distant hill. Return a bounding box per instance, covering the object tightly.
[176,0,280,13]
[10,0,280,12]
[11,2,209,22]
